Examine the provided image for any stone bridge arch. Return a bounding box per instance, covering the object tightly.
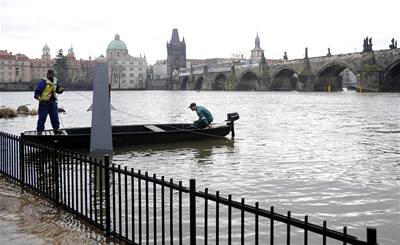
[381,59,400,91]
[237,70,259,90]
[194,76,204,90]
[212,74,227,90]
[315,62,356,91]
[270,67,298,91]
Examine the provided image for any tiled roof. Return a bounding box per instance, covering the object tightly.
[16,54,30,61]
[0,50,16,60]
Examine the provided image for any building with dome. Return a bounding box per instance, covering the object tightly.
[0,43,98,90]
[30,43,55,81]
[64,46,80,83]
[42,43,51,60]
[106,34,147,89]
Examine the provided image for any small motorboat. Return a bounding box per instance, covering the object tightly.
[22,113,239,150]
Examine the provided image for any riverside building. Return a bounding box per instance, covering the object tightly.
[106,34,147,89]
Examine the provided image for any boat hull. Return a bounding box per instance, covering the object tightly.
[22,123,232,150]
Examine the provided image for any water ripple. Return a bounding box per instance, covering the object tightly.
[1,91,399,244]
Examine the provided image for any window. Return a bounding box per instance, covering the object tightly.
[130,80,134,83]
[139,68,142,71]
[130,68,133,71]
[130,73,133,77]
[122,80,126,83]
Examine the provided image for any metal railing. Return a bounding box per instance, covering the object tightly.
[0,131,379,244]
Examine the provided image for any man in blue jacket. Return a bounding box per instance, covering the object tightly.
[34,69,64,135]
[189,102,213,128]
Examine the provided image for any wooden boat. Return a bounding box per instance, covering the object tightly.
[22,113,239,150]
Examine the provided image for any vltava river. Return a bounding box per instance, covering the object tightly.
[0,90,399,244]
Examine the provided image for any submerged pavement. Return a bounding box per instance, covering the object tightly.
[0,177,118,245]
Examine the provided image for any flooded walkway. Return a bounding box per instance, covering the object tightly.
[0,177,117,245]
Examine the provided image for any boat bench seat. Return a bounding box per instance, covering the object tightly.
[145,125,165,132]
[24,130,68,136]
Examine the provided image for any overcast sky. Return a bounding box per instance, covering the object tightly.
[1,0,399,64]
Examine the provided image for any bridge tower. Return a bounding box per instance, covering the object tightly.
[167,29,186,85]
[251,33,264,64]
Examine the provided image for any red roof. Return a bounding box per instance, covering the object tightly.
[0,50,16,60]
[65,53,76,60]
[16,54,30,61]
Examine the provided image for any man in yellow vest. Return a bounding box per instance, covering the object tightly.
[34,69,64,135]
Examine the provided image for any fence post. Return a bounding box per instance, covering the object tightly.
[366,227,378,245]
[53,141,59,205]
[19,134,25,186]
[104,155,111,236]
[190,179,196,245]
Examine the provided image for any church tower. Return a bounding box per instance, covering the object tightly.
[250,33,264,64]
[42,43,51,60]
[68,45,75,56]
[167,29,186,78]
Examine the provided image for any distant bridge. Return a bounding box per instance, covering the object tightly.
[173,48,400,92]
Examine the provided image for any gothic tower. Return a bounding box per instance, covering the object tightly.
[251,33,264,64]
[167,29,186,78]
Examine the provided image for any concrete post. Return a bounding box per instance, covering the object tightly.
[90,63,113,156]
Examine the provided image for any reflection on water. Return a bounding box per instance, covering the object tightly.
[1,91,399,244]
[114,138,234,164]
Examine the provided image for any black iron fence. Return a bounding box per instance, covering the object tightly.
[0,131,379,244]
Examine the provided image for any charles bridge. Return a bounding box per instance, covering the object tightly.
[172,48,400,92]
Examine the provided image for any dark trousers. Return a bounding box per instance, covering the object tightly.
[36,101,59,132]
[193,119,208,129]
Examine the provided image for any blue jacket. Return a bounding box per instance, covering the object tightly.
[34,78,63,100]
[196,106,213,124]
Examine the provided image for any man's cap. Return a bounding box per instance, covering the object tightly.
[188,102,196,108]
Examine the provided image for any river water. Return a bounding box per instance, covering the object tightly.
[0,90,399,244]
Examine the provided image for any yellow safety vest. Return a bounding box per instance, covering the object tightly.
[39,77,58,102]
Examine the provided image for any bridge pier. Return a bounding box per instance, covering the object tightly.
[357,52,383,92]
[358,68,381,92]
[297,69,315,91]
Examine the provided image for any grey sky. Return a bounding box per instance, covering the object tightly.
[1,0,399,64]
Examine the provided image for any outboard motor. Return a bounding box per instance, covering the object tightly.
[226,112,239,138]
